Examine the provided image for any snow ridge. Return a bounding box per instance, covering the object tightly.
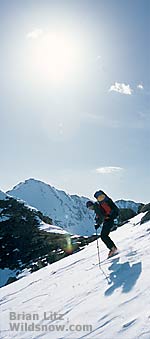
[115,199,142,213]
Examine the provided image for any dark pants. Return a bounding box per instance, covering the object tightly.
[101,219,117,250]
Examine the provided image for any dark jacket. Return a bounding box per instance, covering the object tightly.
[93,199,119,225]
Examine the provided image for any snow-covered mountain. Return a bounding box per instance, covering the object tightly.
[7,178,95,236]
[115,199,142,213]
[0,188,67,234]
[0,189,8,200]
[7,178,144,236]
[1,212,150,339]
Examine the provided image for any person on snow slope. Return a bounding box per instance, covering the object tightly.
[86,190,119,258]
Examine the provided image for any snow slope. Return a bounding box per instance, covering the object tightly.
[0,187,67,235]
[7,178,95,235]
[39,222,69,235]
[1,213,150,339]
[0,189,8,201]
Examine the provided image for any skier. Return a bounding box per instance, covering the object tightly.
[86,190,119,258]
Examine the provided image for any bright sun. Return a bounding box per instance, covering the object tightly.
[30,32,80,84]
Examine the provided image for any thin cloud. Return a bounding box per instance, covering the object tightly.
[137,84,144,90]
[109,82,133,95]
[26,29,43,39]
[96,166,124,174]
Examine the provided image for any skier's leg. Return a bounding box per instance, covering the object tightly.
[101,220,117,250]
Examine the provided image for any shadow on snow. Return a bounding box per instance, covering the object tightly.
[105,258,142,296]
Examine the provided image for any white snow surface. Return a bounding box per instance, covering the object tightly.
[39,222,69,235]
[1,213,150,339]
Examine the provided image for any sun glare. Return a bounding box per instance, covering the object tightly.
[30,32,80,84]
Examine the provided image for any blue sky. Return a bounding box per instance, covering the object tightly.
[1,0,150,202]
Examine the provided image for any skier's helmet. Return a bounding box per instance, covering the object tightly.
[94,190,105,199]
[86,201,94,208]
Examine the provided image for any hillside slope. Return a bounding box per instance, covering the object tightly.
[0,190,71,287]
[1,213,150,339]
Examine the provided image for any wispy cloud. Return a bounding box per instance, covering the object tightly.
[109,82,133,95]
[26,29,43,39]
[96,166,124,174]
[137,84,144,90]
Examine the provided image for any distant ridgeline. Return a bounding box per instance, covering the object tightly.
[6,178,145,236]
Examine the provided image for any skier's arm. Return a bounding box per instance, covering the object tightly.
[94,223,103,235]
[94,203,104,230]
[94,215,104,231]
[95,214,104,225]
[95,223,100,230]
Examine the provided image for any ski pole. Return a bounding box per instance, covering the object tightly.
[96,229,111,284]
